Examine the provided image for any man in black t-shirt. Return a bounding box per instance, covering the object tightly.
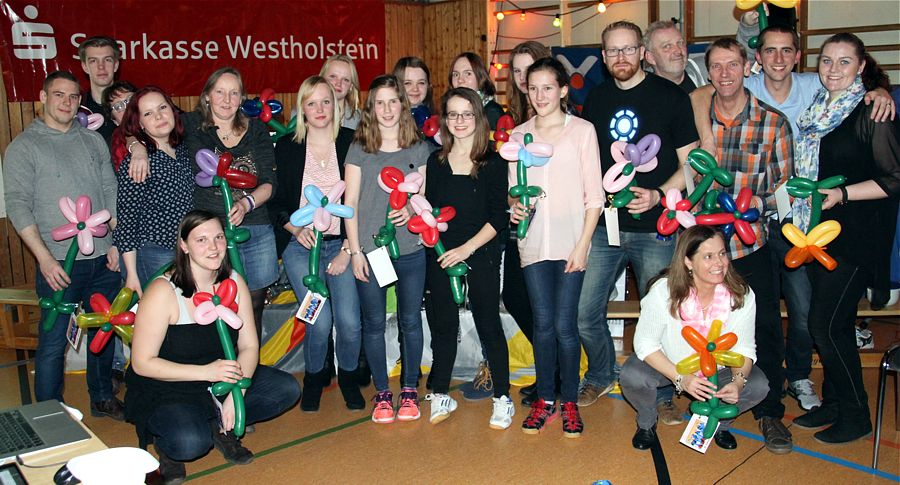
[78,36,120,144]
[576,21,698,446]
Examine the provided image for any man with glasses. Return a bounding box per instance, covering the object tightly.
[79,36,121,144]
[577,21,699,434]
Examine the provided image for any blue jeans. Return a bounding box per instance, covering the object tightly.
[236,224,279,291]
[283,238,361,374]
[523,260,585,403]
[357,250,426,391]
[767,219,814,383]
[136,243,174,287]
[145,365,300,460]
[577,226,675,389]
[35,255,120,403]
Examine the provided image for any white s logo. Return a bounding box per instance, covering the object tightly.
[12,5,57,60]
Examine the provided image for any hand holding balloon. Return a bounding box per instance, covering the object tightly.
[500,132,552,238]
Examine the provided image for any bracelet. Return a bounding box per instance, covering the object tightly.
[731,371,747,387]
[674,374,684,394]
[350,247,364,256]
[340,246,352,255]
[127,139,142,154]
[654,187,666,205]
[244,194,255,212]
[839,186,849,204]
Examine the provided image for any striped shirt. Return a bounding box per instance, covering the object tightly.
[707,89,793,260]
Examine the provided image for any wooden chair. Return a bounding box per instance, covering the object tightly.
[0,286,40,404]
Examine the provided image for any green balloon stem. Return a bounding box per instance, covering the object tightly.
[217,180,247,279]
[40,239,80,331]
[434,240,466,305]
[214,317,248,437]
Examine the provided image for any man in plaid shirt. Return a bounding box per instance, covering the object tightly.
[704,37,794,454]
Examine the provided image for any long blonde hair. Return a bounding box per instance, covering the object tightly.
[354,75,419,154]
[292,76,341,143]
[319,55,360,121]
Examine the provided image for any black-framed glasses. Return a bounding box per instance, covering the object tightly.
[604,45,639,57]
[446,111,475,121]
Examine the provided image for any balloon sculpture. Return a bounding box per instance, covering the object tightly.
[376,167,424,260]
[603,134,661,220]
[786,175,845,232]
[491,114,515,151]
[195,149,259,278]
[657,188,696,236]
[76,288,136,353]
[782,220,840,271]
[500,133,553,238]
[685,149,735,206]
[411,105,431,129]
[193,279,252,437]
[408,196,468,304]
[288,182,355,297]
[240,88,297,142]
[735,0,799,49]
[675,320,745,439]
[695,188,760,246]
[76,109,104,131]
[41,196,111,331]
[422,115,441,145]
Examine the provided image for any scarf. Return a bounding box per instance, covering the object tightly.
[792,76,865,232]
[678,284,731,337]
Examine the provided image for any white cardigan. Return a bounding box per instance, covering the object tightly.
[633,278,758,366]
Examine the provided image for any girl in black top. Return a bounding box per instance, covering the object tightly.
[423,87,513,428]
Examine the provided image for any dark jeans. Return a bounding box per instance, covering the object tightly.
[136,243,174,287]
[523,260,585,403]
[807,262,870,425]
[767,219,814,383]
[146,365,300,461]
[731,245,785,419]
[427,245,509,397]
[35,255,120,403]
[502,239,534,343]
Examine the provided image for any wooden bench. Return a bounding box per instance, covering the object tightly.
[0,286,40,404]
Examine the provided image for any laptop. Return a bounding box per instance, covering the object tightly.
[0,400,91,465]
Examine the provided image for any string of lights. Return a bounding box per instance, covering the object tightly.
[494,1,608,28]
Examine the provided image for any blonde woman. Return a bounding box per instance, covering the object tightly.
[320,55,361,129]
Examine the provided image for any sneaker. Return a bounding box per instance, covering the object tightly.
[490,395,516,430]
[576,382,615,407]
[793,403,838,430]
[759,417,793,454]
[460,361,494,401]
[371,390,395,424]
[656,400,684,425]
[521,399,558,434]
[90,398,125,421]
[856,326,874,349]
[425,393,457,424]
[787,379,823,411]
[396,387,421,421]
[154,445,186,485]
[561,402,584,438]
[211,430,254,465]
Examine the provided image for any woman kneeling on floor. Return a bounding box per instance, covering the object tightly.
[619,225,768,451]
[125,210,301,484]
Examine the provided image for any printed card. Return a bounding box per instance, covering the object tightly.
[65,304,82,351]
[775,183,791,222]
[679,414,717,453]
[296,291,327,325]
[604,207,621,246]
[367,246,398,287]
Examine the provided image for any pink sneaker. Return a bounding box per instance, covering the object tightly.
[371,390,394,424]
[396,388,420,421]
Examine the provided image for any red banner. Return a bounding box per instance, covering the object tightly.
[0,0,386,102]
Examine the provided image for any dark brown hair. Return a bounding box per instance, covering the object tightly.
[705,37,748,70]
[171,210,233,298]
[820,32,891,92]
[757,25,800,52]
[508,41,551,125]
[438,88,490,178]
[354,75,420,154]
[392,57,435,114]
[448,52,496,97]
[121,86,184,152]
[526,57,574,114]
[100,80,137,119]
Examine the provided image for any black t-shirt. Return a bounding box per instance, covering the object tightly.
[678,75,698,94]
[83,91,116,146]
[581,73,699,232]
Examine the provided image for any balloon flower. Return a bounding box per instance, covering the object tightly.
[240,88,297,142]
[657,188,696,236]
[41,196,111,331]
[786,175,845,232]
[76,110,103,131]
[193,279,252,437]
[76,288,136,353]
[695,188,760,246]
[500,132,553,238]
[289,182,355,297]
[408,196,467,305]
[686,149,734,206]
[195,149,259,278]
[735,0,799,49]
[411,105,431,129]
[491,114,515,150]
[782,220,840,271]
[603,134,661,220]
[421,115,442,145]
[675,320,745,439]
[376,167,424,260]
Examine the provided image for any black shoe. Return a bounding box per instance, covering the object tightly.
[519,382,537,397]
[793,404,838,430]
[338,369,366,410]
[300,368,330,413]
[111,368,126,396]
[154,445,186,485]
[90,398,125,421]
[425,372,433,390]
[759,417,793,454]
[211,430,254,465]
[632,425,657,450]
[813,419,873,445]
[714,430,737,450]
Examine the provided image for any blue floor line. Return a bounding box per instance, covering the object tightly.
[603,393,900,482]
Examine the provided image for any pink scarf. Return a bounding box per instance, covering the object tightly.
[678,284,731,336]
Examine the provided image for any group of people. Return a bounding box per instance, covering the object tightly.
[2,12,898,484]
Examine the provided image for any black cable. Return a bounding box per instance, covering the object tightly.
[507,0,596,17]
[497,12,600,41]
[649,434,672,485]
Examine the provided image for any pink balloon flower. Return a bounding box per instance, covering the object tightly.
[50,195,111,255]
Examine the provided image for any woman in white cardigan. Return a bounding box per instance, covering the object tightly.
[620,225,769,451]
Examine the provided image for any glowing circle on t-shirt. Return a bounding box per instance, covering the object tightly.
[608,109,638,142]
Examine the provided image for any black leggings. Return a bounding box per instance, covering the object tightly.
[502,240,534,343]
[426,245,509,397]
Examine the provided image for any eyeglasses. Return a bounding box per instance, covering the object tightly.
[603,45,640,57]
[446,111,475,121]
[110,96,133,113]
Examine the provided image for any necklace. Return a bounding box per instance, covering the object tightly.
[218,127,238,142]
[309,143,332,168]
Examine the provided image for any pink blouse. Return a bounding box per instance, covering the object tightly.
[300,145,341,236]
[509,115,605,267]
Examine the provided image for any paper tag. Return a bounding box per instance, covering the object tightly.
[209,387,225,433]
[683,163,697,196]
[367,246,398,287]
[65,304,83,351]
[296,291,327,325]
[774,183,791,222]
[604,207,621,246]
[679,414,717,453]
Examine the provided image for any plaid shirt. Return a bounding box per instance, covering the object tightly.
[707,89,793,260]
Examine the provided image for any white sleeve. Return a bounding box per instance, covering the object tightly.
[727,288,758,364]
[633,281,672,361]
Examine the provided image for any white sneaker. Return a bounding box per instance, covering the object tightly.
[787,379,822,411]
[489,395,516,430]
[425,393,457,424]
